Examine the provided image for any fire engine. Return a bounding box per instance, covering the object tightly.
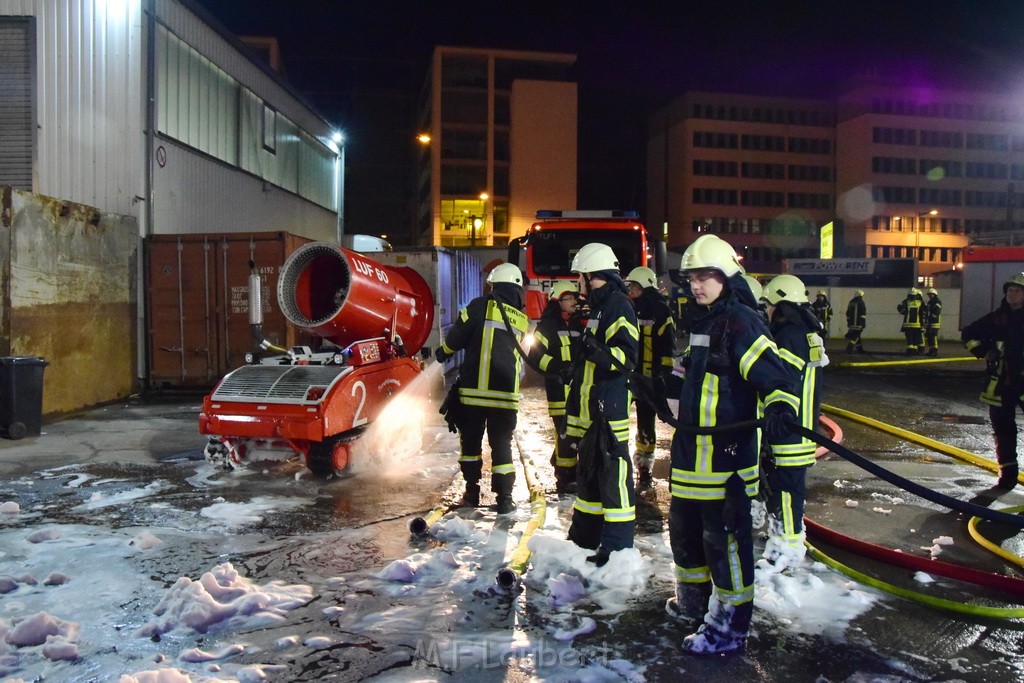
[507,210,666,319]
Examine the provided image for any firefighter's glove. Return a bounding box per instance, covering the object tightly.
[558,365,575,386]
[580,334,603,359]
[435,347,451,364]
[985,349,1000,374]
[761,402,797,443]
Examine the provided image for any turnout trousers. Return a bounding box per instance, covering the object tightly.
[457,404,517,495]
[990,388,1024,485]
[668,496,755,638]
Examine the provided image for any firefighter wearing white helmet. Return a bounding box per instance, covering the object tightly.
[527,279,584,493]
[962,272,1024,489]
[897,286,926,355]
[563,242,639,565]
[436,262,528,514]
[760,274,827,571]
[811,289,833,335]
[742,275,768,322]
[845,290,867,353]
[624,266,675,488]
[487,262,524,286]
[666,235,800,654]
[923,287,942,357]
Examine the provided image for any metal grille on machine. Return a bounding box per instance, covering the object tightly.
[212,365,349,403]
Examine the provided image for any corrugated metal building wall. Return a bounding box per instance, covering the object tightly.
[0,0,347,403]
[0,0,145,217]
[0,0,340,241]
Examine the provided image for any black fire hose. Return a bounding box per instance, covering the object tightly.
[790,423,1024,530]
[657,413,1024,530]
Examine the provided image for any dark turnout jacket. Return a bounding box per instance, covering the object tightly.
[671,274,800,500]
[768,302,824,467]
[529,299,584,416]
[564,279,639,440]
[440,282,529,410]
[962,300,1024,406]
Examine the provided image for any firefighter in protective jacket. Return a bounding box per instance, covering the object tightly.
[625,266,675,488]
[564,242,640,566]
[961,272,1024,489]
[528,280,584,494]
[898,287,925,354]
[844,290,867,353]
[811,290,833,335]
[666,234,799,655]
[436,263,528,514]
[759,274,827,572]
[924,287,942,356]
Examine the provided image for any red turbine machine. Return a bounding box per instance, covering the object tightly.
[199,243,434,476]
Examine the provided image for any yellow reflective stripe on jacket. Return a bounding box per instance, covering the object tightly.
[609,417,630,443]
[604,316,640,344]
[739,335,775,379]
[763,388,800,413]
[573,497,603,515]
[670,464,759,499]
[778,347,805,370]
[696,373,719,473]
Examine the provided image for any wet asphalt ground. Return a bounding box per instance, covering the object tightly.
[0,338,1022,681]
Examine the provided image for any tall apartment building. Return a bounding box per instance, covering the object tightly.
[647,91,837,274]
[415,46,577,248]
[649,81,1022,276]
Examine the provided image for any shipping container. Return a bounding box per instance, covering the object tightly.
[373,247,484,357]
[146,232,311,388]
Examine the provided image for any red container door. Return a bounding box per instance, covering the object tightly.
[146,236,219,386]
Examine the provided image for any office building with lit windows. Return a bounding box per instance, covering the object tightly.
[415,46,577,248]
[648,81,1024,276]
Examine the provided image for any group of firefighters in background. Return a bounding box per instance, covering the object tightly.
[434,234,1024,655]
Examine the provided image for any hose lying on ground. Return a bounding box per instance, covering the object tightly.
[805,542,1024,619]
[805,517,1024,597]
[791,423,1024,529]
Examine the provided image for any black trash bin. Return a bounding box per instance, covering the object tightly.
[0,356,48,440]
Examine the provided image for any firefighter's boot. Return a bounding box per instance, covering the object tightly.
[997,464,1019,490]
[459,483,480,507]
[637,466,654,489]
[495,495,515,515]
[665,582,711,625]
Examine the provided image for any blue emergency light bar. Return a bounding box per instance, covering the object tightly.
[535,210,639,219]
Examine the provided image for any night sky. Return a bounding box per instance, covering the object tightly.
[192,0,1024,241]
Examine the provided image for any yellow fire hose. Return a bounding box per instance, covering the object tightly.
[832,355,978,369]
[822,403,1008,477]
[815,403,1024,615]
[496,436,547,589]
[968,505,1024,570]
[805,544,1024,619]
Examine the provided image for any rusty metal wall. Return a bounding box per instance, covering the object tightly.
[146,231,311,387]
[1,187,138,415]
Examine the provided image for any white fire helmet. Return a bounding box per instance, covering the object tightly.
[487,263,524,287]
[549,280,579,299]
[681,235,743,277]
[764,274,809,305]
[625,266,658,290]
[570,243,619,274]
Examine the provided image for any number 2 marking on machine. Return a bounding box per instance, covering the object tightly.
[351,381,368,427]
